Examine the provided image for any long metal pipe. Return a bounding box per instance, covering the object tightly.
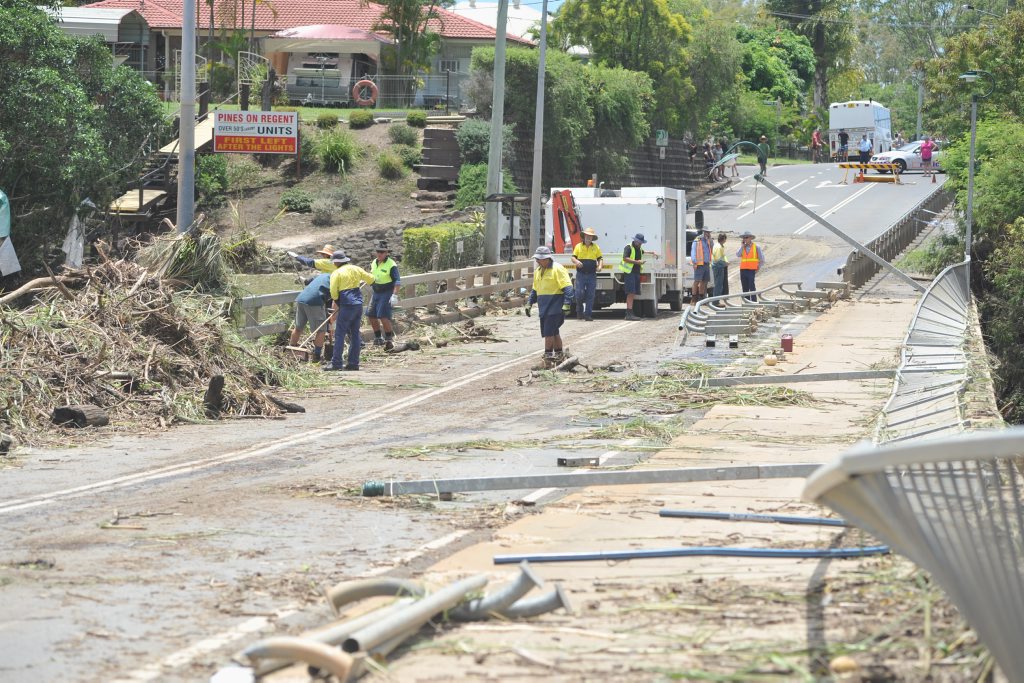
[341,575,488,653]
[677,370,896,388]
[326,578,425,613]
[494,545,890,564]
[242,637,353,680]
[658,509,848,527]
[450,562,543,620]
[495,584,572,618]
[362,463,820,497]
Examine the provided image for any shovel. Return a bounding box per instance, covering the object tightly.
[286,314,333,361]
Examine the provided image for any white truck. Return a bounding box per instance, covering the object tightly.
[547,186,695,318]
[828,100,893,160]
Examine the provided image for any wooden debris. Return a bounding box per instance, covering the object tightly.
[52,404,109,428]
[266,394,305,413]
[203,374,225,418]
[385,340,421,354]
[0,433,12,455]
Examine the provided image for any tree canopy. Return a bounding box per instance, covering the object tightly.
[365,0,452,76]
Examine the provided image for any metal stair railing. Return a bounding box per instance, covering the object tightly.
[677,281,828,344]
[804,428,1024,682]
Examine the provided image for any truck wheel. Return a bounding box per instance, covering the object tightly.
[669,291,683,312]
[642,300,657,318]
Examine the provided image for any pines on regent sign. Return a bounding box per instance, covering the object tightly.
[213,111,298,154]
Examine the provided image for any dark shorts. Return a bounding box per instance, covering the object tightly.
[539,313,564,337]
[693,264,711,282]
[367,292,393,319]
[623,271,642,295]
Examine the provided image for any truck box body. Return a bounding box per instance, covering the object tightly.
[828,100,893,159]
[547,186,693,316]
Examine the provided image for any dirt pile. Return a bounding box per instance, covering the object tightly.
[0,251,311,449]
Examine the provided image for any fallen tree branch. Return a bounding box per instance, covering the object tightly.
[0,275,80,306]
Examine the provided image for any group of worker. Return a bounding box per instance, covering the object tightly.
[288,241,400,371]
[289,228,765,366]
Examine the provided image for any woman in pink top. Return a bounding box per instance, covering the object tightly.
[920,136,936,177]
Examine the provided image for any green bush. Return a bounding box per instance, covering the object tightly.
[316,112,339,129]
[279,188,313,213]
[388,123,419,146]
[402,221,484,272]
[316,128,358,172]
[298,126,318,168]
[196,154,228,201]
[311,198,337,226]
[395,144,422,168]
[226,157,265,191]
[378,151,405,180]
[348,109,374,129]
[406,110,428,128]
[455,163,516,210]
[456,119,516,165]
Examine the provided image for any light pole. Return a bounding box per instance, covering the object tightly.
[962,3,1004,18]
[959,69,994,295]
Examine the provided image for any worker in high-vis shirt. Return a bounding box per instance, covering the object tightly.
[570,228,602,321]
[690,227,713,301]
[366,240,401,350]
[287,244,338,273]
[619,233,646,321]
[327,250,375,371]
[736,231,765,302]
[527,246,574,360]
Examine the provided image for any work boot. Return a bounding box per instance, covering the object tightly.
[373,336,384,346]
[384,333,395,351]
[625,312,640,321]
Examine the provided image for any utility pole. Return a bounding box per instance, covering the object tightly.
[484,0,510,264]
[176,0,197,233]
[916,74,924,141]
[527,0,549,253]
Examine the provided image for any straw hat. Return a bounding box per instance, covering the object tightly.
[316,244,335,258]
[582,228,598,240]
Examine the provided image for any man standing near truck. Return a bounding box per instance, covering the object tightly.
[690,227,713,302]
[619,233,646,321]
[736,231,765,302]
[571,228,602,321]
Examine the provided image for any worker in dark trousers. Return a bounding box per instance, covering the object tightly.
[527,246,574,360]
[571,228,602,321]
[326,250,374,371]
[619,233,645,320]
[366,241,401,350]
[736,231,765,302]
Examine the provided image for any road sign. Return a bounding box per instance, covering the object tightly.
[655,129,669,147]
[213,111,298,154]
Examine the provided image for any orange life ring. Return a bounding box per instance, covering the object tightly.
[352,80,378,107]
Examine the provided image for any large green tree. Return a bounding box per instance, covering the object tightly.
[0,0,165,274]
[552,0,692,134]
[736,25,815,104]
[364,0,451,76]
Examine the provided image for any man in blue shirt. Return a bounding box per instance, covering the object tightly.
[290,271,332,361]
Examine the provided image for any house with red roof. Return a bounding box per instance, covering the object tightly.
[80,0,531,106]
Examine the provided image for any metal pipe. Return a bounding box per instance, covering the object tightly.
[449,561,544,620]
[326,578,425,613]
[658,509,848,527]
[676,370,896,387]
[362,463,820,497]
[493,545,890,565]
[495,584,572,618]
[242,637,354,680]
[341,574,489,653]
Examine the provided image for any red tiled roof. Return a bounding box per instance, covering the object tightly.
[81,0,531,43]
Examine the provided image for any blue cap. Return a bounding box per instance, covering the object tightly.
[633,233,646,244]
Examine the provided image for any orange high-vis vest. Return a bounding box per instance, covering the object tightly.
[693,238,709,266]
[740,243,760,270]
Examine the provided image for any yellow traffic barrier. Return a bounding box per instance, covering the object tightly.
[838,162,902,185]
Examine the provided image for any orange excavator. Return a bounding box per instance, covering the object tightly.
[550,189,583,255]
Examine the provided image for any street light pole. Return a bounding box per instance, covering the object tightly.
[959,69,994,298]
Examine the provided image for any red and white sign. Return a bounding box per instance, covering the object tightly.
[213,111,298,155]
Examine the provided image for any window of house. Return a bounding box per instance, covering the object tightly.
[438,59,461,74]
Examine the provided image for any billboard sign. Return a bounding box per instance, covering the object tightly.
[213,111,298,154]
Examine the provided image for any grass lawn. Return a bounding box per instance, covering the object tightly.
[162,101,427,122]
[736,154,813,166]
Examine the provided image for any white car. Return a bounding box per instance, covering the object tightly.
[870,141,943,174]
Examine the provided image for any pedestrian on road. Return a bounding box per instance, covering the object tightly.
[711,232,729,298]
[287,244,337,273]
[811,127,823,163]
[756,135,770,176]
[326,250,374,372]
[619,233,646,320]
[838,129,850,162]
[920,136,936,177]
[736,231,764,302]
[571,227,602,321]
[690,227,713,301]
[527,246,574,360]
[858,134,873,164]
[703,142,715,181]
[895,131,905,148]
[290,271,332,362]
[366,241,401,350]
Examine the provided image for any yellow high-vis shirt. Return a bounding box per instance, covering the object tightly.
[712,243,728,264]
[330,264,375,304]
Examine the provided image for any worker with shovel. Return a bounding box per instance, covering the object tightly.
[287,244,337,273]
[526,246,574,361]
[571,228,602,321]
[289,271,332,362]
[326,250,375,372]
[366,241,401,350]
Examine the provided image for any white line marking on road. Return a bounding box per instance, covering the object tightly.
[0,323,634,516]
[521,447,626,503]
[737,179,808,220]
[793,184,875,235]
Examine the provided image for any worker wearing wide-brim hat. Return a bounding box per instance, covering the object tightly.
[619,233,646,320]
[366,240,401,350]
[287,243,339,273]
[571,228,602,321]
[736,231,765,302]
[326,249,375,371]
[527,246,575,360]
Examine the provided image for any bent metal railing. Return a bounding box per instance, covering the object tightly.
[239,260,532,339]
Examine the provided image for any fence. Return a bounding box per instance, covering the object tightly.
[238,260,532,339]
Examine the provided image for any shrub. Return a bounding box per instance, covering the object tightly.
[196,154,228,201]
[316,128,358,172]
[388,123,419,146]
[455,163,516,210]
[316,112,339,129]
[348,110,374,129]
[406,110,428,128]
[309,185,357,226]
[226,157,265,191]
[402,221,484,272]
[378,151,405,180]
[395,145,422,168]
[456,119,516,165]
[311,198,337,226]
[279,188,313,213]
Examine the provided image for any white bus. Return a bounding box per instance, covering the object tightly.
[828,100,892,160]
